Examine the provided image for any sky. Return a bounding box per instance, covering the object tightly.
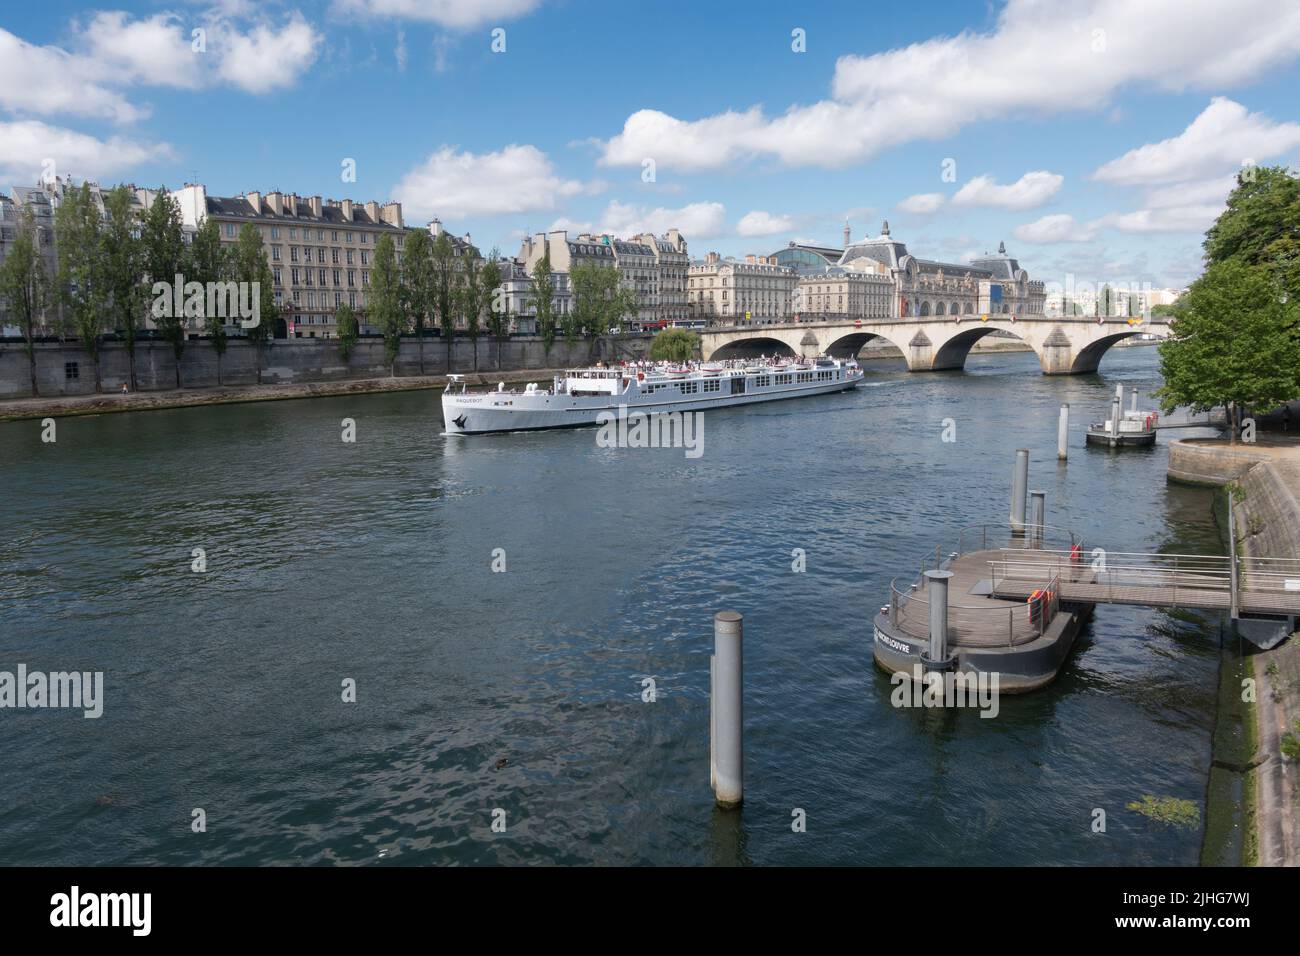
[3,0,1300,291]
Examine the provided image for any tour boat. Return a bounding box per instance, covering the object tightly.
[442,357,865,435]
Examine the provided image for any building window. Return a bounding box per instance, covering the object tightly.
[64,361,79,380]
[271,227,280,239]
[345,232,353,243]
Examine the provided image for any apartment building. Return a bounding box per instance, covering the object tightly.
[687,253,796,325]
[793,264,894,320]
[634,229,689,326]
[171,183,405,338]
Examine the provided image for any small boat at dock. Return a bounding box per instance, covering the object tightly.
[1086,384,1157,447]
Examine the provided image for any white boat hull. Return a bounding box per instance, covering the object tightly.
[443,369,863,435]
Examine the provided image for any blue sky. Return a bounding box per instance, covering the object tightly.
[4,0,1300,289]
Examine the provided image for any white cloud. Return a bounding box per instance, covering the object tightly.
[952,171,1063,210]
[736,210,795,236]
[394,144,591,219]
[1013,214,1097,244]
[897,193,945,214]
[598,200,727,240]
[598,0,1300,172]
[213,13,322,94]
[0,27,147,123]
[0,12,322,125]
[1098,205,1226,234]
[1142,175,1237,210]
[1093,97,1300,185]
[334,0,542,29]
[0,119,174,184]
[395,30,407,72]
[76,12,202,90]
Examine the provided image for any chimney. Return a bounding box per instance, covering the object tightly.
[285,193,297,216]
[309,195,322,217]
[430,218,443,236]
[266,191,283,215]
[745,254,757,264]
[364,200,379,222]
[706,251,720,265]
[341,199,353,221]
[380,201,402,227]
[246,191,261,214]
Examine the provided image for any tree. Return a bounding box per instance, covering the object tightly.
[649,328,700,363]
[335,302,359,362]
[571,262,635,359]
[481,250,506,371]
[1156,259,1300,442]
[431,231,457,371]
[1204,166,1300,300]
[142,189,188,387]
[461,244,487,371]
[530,251,557,357]
[0,206,48,396]
[401,229,433,374]
[188,217,229,385]
[230,223,278,384]
[370,233,403,375]
[99,186,145,390]
[54,182,106,392]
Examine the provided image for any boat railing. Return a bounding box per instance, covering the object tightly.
[888,575,1050,647]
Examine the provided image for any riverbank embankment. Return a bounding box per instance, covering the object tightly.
[1170,437,1300,866]
[0,368,560,422]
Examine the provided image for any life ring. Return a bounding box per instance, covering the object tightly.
[1070,543,1082,564]
[636,371,645,382]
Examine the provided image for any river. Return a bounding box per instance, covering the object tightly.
[0,345,1229,865]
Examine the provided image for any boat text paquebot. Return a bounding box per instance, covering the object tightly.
[442,357,864,434]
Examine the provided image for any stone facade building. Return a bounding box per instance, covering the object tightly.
[793,262,894,320]
[836,221,1046,319]
[172,183,405,338]
[687,253,796,325]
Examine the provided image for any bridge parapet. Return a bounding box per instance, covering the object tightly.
[698,315,1171,375]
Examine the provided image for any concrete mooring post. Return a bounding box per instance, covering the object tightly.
[923,570,955,670]
[710,610,743,810]
[1010,448,1029,534]
[1030,491,1046,548]
[1057,404,1069,460]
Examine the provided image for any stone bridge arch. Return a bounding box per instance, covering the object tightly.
[823,329,912,360]
[706,334,799,361]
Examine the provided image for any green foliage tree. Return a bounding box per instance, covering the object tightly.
[335,302,359,362]
[54,182,106,392]
[571,262,636,359]
[1155,259,1300,442]
[401,228,433,374]
[99,186,145,390]
[370,233,404,375]
[1204,166,1300,300]
[230,223,278,384]
[0,206,48,396]
[188,217,229,384]
[481,250,506,370]
[530,251,557,357]
[460,244,487,371]
[431,231,457,372]
[649,327,700,363]
[142,188,188,387]
[1158,166,1300,441]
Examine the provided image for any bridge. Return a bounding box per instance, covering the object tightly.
[700,315,1172,375]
